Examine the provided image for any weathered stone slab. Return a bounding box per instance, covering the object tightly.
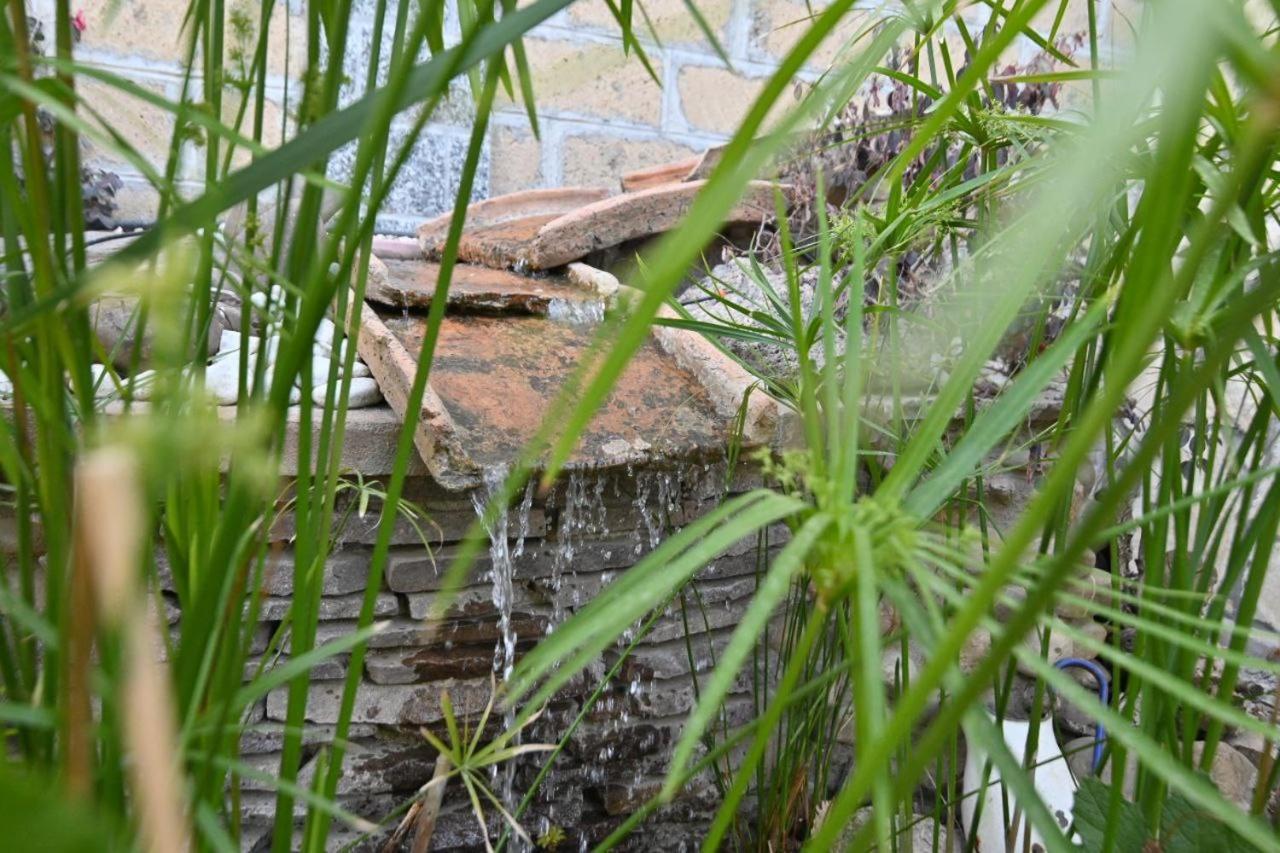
[265,678,492,724]
[379,312,727,473]
[259,549,376,597]
[368,256,598,315]
[356,302,478,491]
[620,156,701,192]
[365,644,502,684]
[258,592,399,621]
[654,301,787,446]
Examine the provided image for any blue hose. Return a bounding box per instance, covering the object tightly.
[1054,657,1109,773]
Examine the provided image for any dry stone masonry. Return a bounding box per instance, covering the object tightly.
[195,445,771,849]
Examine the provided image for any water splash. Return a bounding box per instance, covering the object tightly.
[471,466,517,680]
[513,478,535,559]
[547,298,605,326]
[471,465,521,828]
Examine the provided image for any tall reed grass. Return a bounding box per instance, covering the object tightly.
[1,0,1279,850]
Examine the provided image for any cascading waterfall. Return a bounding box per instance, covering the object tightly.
[472,466,518,680]
[472,461,723,847]
[471,465,529,836]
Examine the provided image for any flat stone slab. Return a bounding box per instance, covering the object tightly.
[377,311,726,472]
[366,256,595,314]
[355,256,772,489]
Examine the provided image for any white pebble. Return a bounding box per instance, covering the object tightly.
[303,355,336,385]
[217,329,260,357]
[129,369,157,401]
[204,356,245,405]
[344,376,382,408]
[314,317,337,351]
[89,363,117,399]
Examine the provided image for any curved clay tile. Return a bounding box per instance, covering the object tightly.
[416,186,612,264]
[619,144,725,192]
[525,179,778,270]
[619,156,701,193]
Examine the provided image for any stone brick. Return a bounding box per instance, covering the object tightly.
[365,643,499,684]
[385,539,545,593]
[305,614,552,651]
[608,630,734,680]
[560,134,699,190]
[566,722,673,765]
[246,653,347,682]
[239,722,377,755]
[290,737,441,796]
[404,582,549,621]
[274,499,477,546]
[748,0,875,68]
[676,65,801,135]
[336,17,473,126]
[77,0,191,63]
[489,124,543,196]
[78,78,175,171]
[258,591,399,621]
[258,0,309,78]
[327,124,488,232]
[646,593,753,642]
[220,93,290,169]
[260,549,376,596]
[266,677,492,724]
[566,0,734,50]
[502,38,663,127]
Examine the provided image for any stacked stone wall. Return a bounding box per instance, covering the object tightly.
[154,460,774,849]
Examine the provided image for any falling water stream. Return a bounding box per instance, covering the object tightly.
[468,460,723,847]
[471,465,532,837]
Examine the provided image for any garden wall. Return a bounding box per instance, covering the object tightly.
[41,0,1141,231]
[168,407,772,850]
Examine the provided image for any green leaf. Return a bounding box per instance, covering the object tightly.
[661,512,831,798]
[1161,785,1262,853]
[507,489,805,709]
[905,293,1112,519]
[0,765,125,851]
[1072,777,1150,853]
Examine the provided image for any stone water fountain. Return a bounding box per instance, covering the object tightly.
[213,174,794,850]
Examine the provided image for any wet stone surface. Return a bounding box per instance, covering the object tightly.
[448,212,562,268]
[380,311,727,470]
[368,259,594,314]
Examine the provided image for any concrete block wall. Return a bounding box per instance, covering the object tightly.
[38,0,1140,231]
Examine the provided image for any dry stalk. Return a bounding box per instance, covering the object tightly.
[76,448,191,852]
